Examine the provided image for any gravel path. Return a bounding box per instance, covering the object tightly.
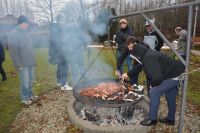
[10,89,71,133]
[149,96,200,133]
[192,50,200,56]
[10,89,200,133]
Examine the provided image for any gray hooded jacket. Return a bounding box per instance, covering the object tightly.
[177,29,187,55]
[8,27,35,69]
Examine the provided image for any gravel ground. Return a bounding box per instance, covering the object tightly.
[10,89,71,133]
[10,89,200,133]
[149,96,200,133]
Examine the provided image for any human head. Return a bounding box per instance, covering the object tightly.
[175,27,182,36]
[126,36,137,50]
[145,20,154,33]
[18,15,29,30]
[56,14,65,24]
[119,18,128,29]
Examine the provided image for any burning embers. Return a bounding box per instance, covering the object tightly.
[74,101,146,126]
[80,82,144,102]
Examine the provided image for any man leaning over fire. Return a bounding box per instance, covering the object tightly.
[116,36,185,126]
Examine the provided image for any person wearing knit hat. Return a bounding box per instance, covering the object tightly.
[115,18,134,74]
[18,15,28,25]
[119,19,128,25]
[115,18,141,85]
[8,15,38,105]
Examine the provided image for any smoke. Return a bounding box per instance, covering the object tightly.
[4,0,115,86]
[51,0,115,85]
[90,7,111,36]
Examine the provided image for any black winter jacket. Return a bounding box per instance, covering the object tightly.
[117,44,185,87]
[115,26,134,51]
[0,41,5,63]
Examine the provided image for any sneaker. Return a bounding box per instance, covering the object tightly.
[140,118,157,126]
[2,77,7,81]
[61,83,73,91]
[159,117,175,126]
[22,100,32,105]
[30,95,39,101]
[57,83,61,87]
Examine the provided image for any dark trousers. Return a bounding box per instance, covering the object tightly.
[129,63,142,85]
[149,79,178,121]
[0,62,6,79]
[57,61,68,86]
[130,73,140,85]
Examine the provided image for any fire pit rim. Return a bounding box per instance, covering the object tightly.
[67,92,151,133]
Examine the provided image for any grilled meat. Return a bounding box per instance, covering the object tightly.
[80,83,122,98]
[80,82,144,102]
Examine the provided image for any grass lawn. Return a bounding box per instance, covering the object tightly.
[0,49,56,133]
[187,54,200,106]
[0,48,200,132]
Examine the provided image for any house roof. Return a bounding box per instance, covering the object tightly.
[0,15,18,25]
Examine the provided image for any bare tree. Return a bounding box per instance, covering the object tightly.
[30,0,67,23]
[0,0,32,19]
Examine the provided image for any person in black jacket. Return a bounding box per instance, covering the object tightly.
[0,39,7,81]
[115,19,134,73]
[115,46,142,85]
[49,15,73,91]
[143,20,163,51]
[116,36,185,126]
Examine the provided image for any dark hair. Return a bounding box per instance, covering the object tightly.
[18,15,28,24]
[126,36,137,45]
[127,36,150,49]
[175,27,182,32]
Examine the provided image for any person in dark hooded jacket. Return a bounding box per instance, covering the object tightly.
[0,40,7,81]
[115,18,134,73]
[49,15,73,91]
[116,36,185,126]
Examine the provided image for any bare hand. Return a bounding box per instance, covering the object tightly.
[122,73,129,80]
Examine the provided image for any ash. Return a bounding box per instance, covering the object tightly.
[74,102,146,126]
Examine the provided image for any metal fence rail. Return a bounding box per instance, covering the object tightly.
[110,1,200,133]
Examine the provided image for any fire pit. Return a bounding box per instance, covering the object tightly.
[67,79,151,133]
[73,78,144,108]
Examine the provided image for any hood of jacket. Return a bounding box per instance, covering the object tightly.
[130,43,149,63]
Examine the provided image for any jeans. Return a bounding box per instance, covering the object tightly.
[130,74,139,85]
[19,66,34,101]
[57,60,68,86]
[149,79,178,120]
[0,62,6,79]
[117,51,132,73]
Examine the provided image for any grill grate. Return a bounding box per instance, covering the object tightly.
[73,78,144,108]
